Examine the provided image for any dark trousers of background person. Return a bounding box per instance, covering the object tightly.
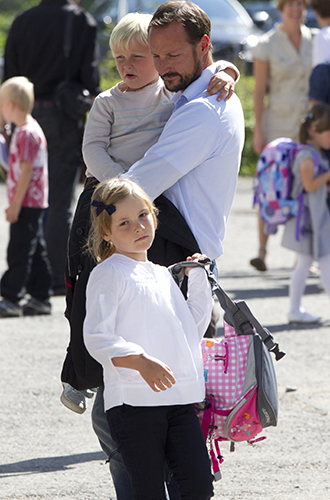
[33,102,83,295]
[0,207,52,303]
[107,404,214,500]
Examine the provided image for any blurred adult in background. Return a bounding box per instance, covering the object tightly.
[3,0,101,295]
[311,0,330,67]
[250,0,315,272]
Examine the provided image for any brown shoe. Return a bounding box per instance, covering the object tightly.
[250,257,267,272]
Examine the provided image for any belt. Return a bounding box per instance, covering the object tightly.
[33,100,57,109]
[84,176,99,191]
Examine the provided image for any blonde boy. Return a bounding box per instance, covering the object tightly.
[83,12,238,181]
[0,76,52,318]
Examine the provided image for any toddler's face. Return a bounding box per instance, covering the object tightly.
[113,40,159,92]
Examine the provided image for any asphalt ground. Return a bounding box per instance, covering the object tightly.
[0,177,329,499]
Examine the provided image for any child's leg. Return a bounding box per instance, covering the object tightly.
[107,405,169,500]
[0,207,40,303]
[318,254,330,296]
[165,405,214,500]
[26,208,52,301]
[289,253,313,314]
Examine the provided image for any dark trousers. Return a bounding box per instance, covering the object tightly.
[33,104,83,290]
[107,404,214,500]
[1,207,52,303]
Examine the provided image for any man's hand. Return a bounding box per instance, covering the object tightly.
[207,69,236,101]
[112,353,176,393]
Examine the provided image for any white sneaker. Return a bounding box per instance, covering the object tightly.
[288,310,321,324]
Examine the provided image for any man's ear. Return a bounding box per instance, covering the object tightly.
[200,34,210,54]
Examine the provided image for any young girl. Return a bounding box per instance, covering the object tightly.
[282,104,330,323]
[83,178,214,500]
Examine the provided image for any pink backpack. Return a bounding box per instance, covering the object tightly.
[169,261,286,480]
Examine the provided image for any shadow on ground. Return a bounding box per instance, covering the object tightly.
[0,451,106,477]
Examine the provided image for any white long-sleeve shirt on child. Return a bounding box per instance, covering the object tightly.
[83,254,212,411]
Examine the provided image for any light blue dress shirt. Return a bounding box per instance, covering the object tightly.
[124,64,245,260]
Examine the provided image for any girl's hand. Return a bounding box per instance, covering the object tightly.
[136,354,176,393]
[207,70,235,101]
[112,353,176,393]
[185,253,209,275]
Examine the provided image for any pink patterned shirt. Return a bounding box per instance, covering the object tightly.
[6,118,48,208]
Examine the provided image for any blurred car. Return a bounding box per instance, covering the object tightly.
[242,1,319,33]
[95,0,263,73]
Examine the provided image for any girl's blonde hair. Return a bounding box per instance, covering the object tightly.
[88,178,158,263]
[277,0,308,11]
[0,76,34,113]
[109,12,152,53]
[299,104,330,144]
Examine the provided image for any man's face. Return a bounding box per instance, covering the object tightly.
[149,22,205,92]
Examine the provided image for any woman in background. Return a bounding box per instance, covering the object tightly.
[250,0,316,272]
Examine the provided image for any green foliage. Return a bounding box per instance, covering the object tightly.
[235,74,258,176]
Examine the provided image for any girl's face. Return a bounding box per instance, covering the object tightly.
[113,40,159,91]
[102,194,155,262]
[281,0,306,26]
[311,128,330,151]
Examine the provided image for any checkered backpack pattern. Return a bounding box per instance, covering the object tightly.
[197,322,266,480]
[168,261,285,481]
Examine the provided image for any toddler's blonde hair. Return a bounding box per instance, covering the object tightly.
[110,12,152,53]
[0,76,34,113]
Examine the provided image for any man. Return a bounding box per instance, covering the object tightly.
[3,0,101,296]
[124,1,245,262]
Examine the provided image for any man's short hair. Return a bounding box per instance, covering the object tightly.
[110,12,152,52]
[149,0,212,51]
[311,0,330,18]
[0,76,34,113]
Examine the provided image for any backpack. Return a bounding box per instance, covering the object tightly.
[253,138,320,239]
[169,261,286,481]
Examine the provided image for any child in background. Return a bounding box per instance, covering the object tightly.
[311,0,330,67]
[83,178,214,500]
[61,11,239,414]
[0,76,52,318]
[282,104,330,323]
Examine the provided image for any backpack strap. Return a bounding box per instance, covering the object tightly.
[168,260,285,361]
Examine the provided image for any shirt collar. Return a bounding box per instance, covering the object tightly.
[173,64,216,110]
